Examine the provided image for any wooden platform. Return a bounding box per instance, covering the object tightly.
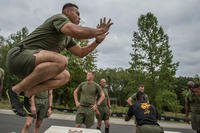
[44,126,101,133]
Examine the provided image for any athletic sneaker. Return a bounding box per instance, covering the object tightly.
[6,89,27,116]
[23,96,32,116]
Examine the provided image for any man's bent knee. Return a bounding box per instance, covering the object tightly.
[59,70,70,85]
[57,56,68,71]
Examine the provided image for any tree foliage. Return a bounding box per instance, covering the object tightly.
[129,12,180,113]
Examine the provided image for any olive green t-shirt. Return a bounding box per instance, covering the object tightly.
[78,81,101,106]
[99,88,109,107]
[17,14,76,52]
[185,90,200,113]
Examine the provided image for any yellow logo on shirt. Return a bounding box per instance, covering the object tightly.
[141,103,150,115]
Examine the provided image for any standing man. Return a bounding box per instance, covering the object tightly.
[21,90,53,133]
[6,3,113,116]
[125,91,164,133]
[0,68,4,101]
[185,81,200,133]
[127,84,149,106]
[96,79,111,133]
[73,71,105,128]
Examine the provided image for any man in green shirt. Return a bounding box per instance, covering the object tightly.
[21,90,53,133]
[127,84,149,106]
[185,81,200,133]
[73,71,105,128]
[96,79,111,133]
[6,3,113,116]
[0,68,4,101]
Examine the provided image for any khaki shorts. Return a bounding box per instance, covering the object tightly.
[35,99,49,120]
[6,47,39,77]
[191,112,200,130]
[136,125,164,133]
[75,106,95,128]
[96,106,110,121]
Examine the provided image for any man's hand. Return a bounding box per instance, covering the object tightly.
[97,17,113,34]
[91,104,100,115]
[75,101,80,108]
[47,107,53,117]
[91,104,98,111]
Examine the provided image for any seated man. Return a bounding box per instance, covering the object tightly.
[125,91,163,133]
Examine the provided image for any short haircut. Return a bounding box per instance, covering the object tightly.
[87,71,95,75]
[187,81,194,89]
[138,84,144,88]
[62,3,79,12]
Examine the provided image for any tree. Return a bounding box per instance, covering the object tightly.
[129,12,180,113]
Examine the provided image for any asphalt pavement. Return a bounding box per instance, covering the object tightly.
[0,109,196,133]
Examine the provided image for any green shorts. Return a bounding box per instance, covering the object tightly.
[35,99,49,120]
[75,106,95,128]
[136,125,164,133]
[6,47,39,77]
[96,106,110,121]
[191,112,200,130]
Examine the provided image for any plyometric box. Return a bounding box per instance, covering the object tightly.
[44,126,101,133]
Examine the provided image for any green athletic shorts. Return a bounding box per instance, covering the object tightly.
[96,106,110,121]
[191,112,200,130]
[75,106,95,128]
[136,125,164,133]
[35,98,49,120]
[6,47,39,77]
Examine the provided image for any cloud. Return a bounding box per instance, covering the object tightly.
[0,0,199,76]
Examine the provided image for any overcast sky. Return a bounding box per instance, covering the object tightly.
[0,0,199,77]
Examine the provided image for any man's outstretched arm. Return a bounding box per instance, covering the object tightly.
[61,17,113,39]
[69,32,108,58]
